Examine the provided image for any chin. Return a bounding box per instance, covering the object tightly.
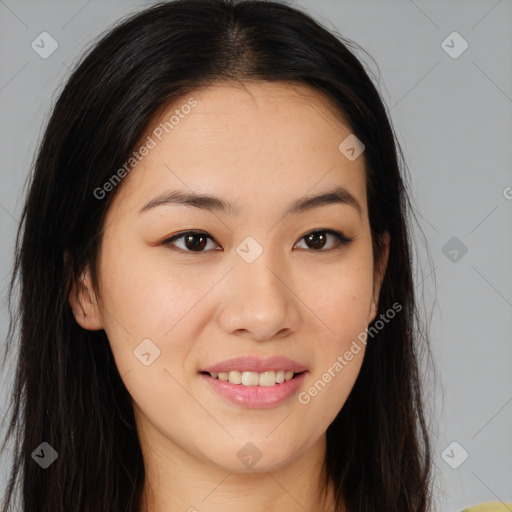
[197,436,307,474]
[214,453,297,473]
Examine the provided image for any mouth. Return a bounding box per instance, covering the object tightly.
[198,356,309,409]
[199,369,307,387]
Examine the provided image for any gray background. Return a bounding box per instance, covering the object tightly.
[1,1,511,511]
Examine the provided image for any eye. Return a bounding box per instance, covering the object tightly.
[162,229,354,254]
[162,231,220,253]
[294,229,354,251]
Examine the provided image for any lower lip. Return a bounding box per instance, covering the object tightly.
[200,372,307,409]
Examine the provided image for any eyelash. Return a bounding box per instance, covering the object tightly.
[161,229,354,254]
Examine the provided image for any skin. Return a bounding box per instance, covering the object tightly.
[70,81,389,512]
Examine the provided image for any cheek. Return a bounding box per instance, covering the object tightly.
[295,251,373,414]
[296,282,369,431]
[298,352,364,425]
[99,242,206,336]
[96,242,209,382]
[298,251,374,341]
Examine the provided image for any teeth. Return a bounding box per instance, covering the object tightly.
[208,370,299,386]
[242,371,259,386]
[258,371,275,387]
[228,370,242,384]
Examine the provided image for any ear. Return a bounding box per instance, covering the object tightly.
[368,231,390,324]
[68,265,104,330]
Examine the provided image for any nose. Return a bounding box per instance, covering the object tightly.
[216,254,302,342]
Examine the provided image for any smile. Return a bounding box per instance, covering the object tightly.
[204,370,297,386]
[200,370,308,409]
[205,370,301,386]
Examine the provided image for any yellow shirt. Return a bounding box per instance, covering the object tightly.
[461,503,512,512]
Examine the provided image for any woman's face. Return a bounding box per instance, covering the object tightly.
[73,81,388,472]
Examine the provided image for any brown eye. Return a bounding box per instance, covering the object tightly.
[163,231,219,253]
[162,228,353,254]
[295,229,354,251]
[183,233,208,251]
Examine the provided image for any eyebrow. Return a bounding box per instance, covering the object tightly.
[138,185,362,218]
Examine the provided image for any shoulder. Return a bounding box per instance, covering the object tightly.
[460,503,512,512]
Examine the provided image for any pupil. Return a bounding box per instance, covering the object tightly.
[307,232,325,250]
[186,234,207,251]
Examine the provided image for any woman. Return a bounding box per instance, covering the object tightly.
[0,0,437,510]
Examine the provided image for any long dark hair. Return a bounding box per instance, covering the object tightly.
[1,1,436,510]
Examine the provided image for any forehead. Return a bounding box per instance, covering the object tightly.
[176,80,351,142]
[106,81,367,221]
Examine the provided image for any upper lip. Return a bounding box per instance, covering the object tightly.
[201,356,308,374]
